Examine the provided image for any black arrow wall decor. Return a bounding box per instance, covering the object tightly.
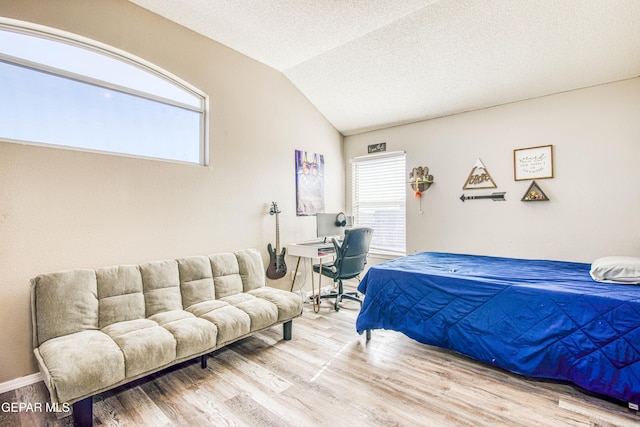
[459,192,506,202]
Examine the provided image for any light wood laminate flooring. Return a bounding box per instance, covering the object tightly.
[1,294,638,426]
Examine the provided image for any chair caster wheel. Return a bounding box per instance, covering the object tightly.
[334,303,340,311]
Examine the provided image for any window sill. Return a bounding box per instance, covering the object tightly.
[368,249,405,261]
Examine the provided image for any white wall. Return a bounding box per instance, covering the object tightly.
[345,78,640,262]
[0,0,343,383]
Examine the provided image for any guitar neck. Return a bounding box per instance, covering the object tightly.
[275,213,281,252]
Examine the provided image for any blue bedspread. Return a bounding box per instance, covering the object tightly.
[356,252,640,405]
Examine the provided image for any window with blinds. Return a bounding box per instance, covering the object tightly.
[351,152,406,254]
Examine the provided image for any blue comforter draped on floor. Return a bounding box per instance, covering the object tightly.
[356,252,640,405]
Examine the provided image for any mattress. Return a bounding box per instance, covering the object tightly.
[356,252,640,405]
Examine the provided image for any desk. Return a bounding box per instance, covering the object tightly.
[287,241,335,312]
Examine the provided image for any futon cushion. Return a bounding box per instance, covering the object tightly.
[185,299,230,316]
[249,287,304,322]
[140,260,183,316]
[177,256,216,308]
[32,269,99,346]
[36,330,125,403]
[148,310,218,358]
[220,293,279,332]
[193,303,251,346]
[102,319,176,378]
[236,249,266,291]
[210,252,244,298]
[96,265,145,328]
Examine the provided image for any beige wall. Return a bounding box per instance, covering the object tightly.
[0,0,344,383]
[346,77,640,262]
[3,0,639,387]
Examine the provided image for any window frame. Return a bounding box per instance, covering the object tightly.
[0,18,208,165]
[351,151,407,255]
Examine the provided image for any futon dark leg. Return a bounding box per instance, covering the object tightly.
[283,320,293,340]
[201,354,207,369]
[72,396,92,427]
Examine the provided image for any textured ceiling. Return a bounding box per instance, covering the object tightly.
[128,0,640,136]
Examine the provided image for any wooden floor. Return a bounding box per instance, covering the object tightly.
[2,294,639,426]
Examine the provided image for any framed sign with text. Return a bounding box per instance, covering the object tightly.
[514,145,553,181]
[368,142,386,153]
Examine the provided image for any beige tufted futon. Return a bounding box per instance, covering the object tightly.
[31,249,303,426]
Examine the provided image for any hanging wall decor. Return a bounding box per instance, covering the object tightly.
[409,166,434,214]
[514,145,554,181]
[459,192,506,202]
[521,180,549,202]
[368,142,387,153]
[463,158,497,190]
[295,150,325,216]
[409,166,434,194]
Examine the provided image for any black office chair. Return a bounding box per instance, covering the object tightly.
[313,227,373,311]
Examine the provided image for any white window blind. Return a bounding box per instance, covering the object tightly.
[351,152,406,254]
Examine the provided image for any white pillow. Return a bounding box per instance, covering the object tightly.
[590,256,640,284]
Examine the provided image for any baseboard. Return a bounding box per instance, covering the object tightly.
[0,372,43,395]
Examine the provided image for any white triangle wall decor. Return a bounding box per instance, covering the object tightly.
[463,159,497,190]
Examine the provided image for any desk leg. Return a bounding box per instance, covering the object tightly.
[312,259,317,312]
[290,257,302,292]
[312,258,323,313]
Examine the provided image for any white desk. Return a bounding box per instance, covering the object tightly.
[287,241,336,312]
[288,240,335,258]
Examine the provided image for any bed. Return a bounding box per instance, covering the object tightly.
[355,252,640,407]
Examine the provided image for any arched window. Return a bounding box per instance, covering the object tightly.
[0,20,207,165]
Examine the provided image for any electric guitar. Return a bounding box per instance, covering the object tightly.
[266,202,287,279]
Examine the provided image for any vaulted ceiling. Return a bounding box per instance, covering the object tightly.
[128,0,640,136]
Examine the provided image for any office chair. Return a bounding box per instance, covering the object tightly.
[313,227,373,311]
